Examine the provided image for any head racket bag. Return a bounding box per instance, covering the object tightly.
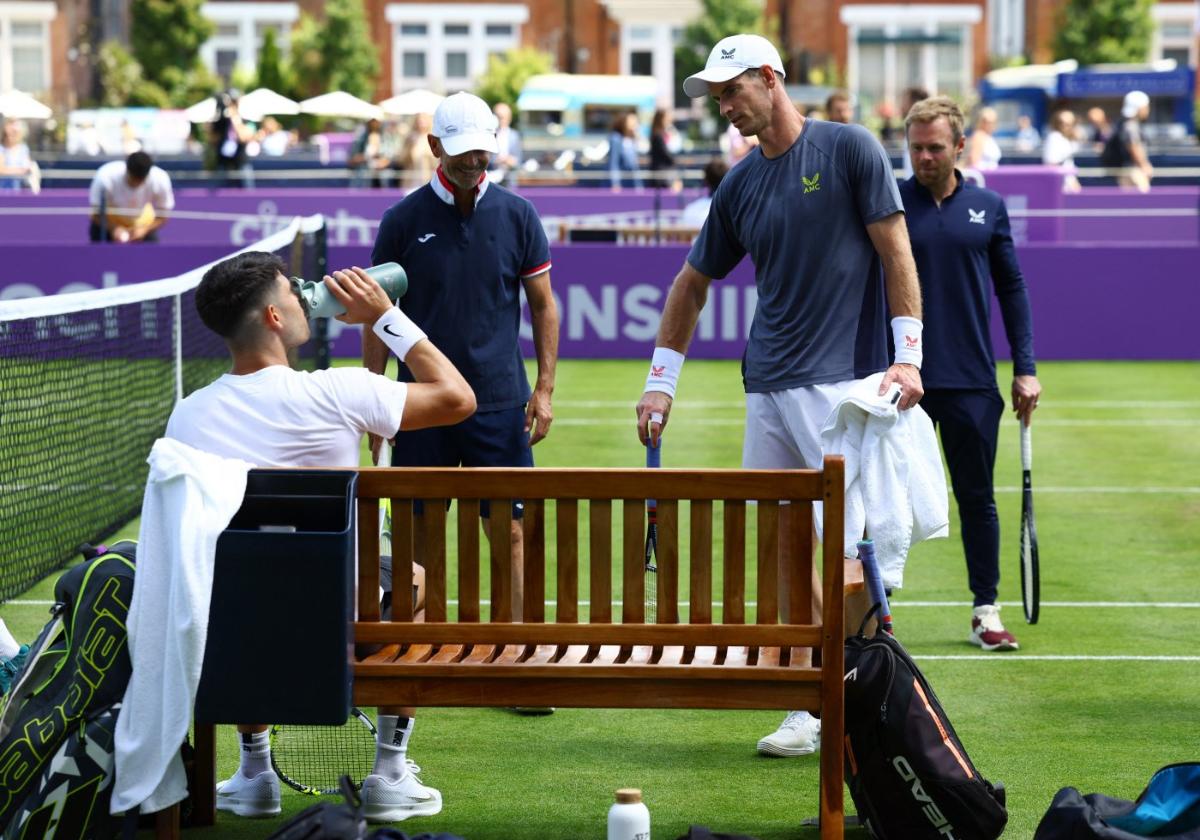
[0,543,136,833]
[843,608,1008,840]
[1034,763,1200,839]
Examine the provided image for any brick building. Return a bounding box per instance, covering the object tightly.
[2,0,1196,114]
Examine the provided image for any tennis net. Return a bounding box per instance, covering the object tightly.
[0,214,327,602]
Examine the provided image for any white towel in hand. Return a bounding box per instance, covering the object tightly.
[821,373,948,589]
[111,438,252,815]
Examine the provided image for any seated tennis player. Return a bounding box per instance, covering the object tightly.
[166,252,475,822]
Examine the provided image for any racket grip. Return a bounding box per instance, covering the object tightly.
[645,437,661,469]
[857,539,893,634]
[1020,423,1032,471]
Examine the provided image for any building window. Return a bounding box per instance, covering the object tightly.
[0,4,55,95]
[841,5,981,118]
[387,3,528,93]
[403,51,427,79]
[1153,5,1198,68]
[630,50,653,76]
[200,3,300,82]
[446,51,468,78]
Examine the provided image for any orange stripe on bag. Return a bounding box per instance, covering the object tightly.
[913,677,973,779]
[845,735,858,776]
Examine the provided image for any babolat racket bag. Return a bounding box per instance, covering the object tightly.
[1033,763,1200,839]
[0,543,136,834]
[843,608,1008,840]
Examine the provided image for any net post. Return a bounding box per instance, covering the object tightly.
[173,292,183,402]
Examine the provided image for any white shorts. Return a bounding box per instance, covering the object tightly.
[742,381,854,546]
[742,381,854,470]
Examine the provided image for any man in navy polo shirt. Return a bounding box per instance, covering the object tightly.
[364,92,559,624]
[901,96,1041,651]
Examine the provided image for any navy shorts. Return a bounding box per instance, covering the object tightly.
[391,405,532,519]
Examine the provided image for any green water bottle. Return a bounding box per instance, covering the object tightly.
[296,262,408,318]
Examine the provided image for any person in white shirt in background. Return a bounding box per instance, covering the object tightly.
[1014,114,1041,153]
[490,102,522,183]
[0,120,32,191]
[166,251,475,822]
[88,152,174,243]
[966,107,1002,171]
[1042,109,1082,193]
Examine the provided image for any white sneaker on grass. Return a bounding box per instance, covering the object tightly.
[215,768,281,818]
[969,604,1019,651]
[757,711,821,757]
[361,760,443,823]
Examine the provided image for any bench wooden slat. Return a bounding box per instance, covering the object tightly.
[358,469,823,501]
[489,499,512,622]
[357,498,380,621]
[390,499,414,622]
[690,500,712,625]
[622,499,644,624]
[458,499,480,622]
[352,676,823,712]
[658,499,679,624]
[791,502,813,624]
[524,499,545,623]
[723,500,745,625]
[556,500,578,622]
[757,500,779,625]
[819,455,846,838]
[424,500,447,623]
[354,621,823,647]
[356,661,824,681]
[589,500,612,624]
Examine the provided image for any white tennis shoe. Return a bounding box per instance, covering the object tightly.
[361,760,443,823]
[215,768,281,818]
[970,604,1019,651]
[757,710,821,757]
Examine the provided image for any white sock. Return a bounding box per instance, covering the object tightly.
[236,730,271,777]
[0,619,20,660]
[373,715,413,779]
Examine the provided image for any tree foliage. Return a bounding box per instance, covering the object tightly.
[475,48,555,111]
[1053,0,1154,65]
[255,27,290,93]
[289,0,379,99]
[675,0,772,113]
[130,0,214,92]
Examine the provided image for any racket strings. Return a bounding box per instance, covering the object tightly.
[272,716,377,794]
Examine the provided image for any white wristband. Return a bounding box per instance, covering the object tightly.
[645,347,685,398]
[891,316,923,369]
[372,307,427,363]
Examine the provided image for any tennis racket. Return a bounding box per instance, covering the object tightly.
[644,436,661,624]
[1019,422,1040,624]
[857,539,893,635]
[270,707,377,795]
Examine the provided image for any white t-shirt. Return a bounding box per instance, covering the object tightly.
[1042,130,1078,167]
[165,366,407,468]
[88,160,175,212]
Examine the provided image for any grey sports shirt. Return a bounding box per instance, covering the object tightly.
[688,119,902,393]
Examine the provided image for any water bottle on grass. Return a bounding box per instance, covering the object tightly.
[608,788,650,840]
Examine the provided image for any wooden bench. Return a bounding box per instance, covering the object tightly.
[191,456,858,838]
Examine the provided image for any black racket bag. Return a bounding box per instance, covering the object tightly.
[1034,763,1200,839]
[0,543,136,833]
[843,610,1008,840]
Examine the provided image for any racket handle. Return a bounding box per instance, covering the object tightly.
[1020,423,1032,471]
[645,437,661,469]
[857,539,893,634]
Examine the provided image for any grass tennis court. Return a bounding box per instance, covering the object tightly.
[2,359,1198,838]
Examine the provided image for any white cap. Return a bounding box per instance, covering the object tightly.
[432,92,499,156]
[1121,90,1149,118]
[682,34,785,99]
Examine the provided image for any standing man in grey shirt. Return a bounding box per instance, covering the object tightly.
[634,33,926,759]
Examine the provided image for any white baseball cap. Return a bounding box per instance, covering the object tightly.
[682,34,786,99]
[1121,90,1149,118]
[432,92,499,156]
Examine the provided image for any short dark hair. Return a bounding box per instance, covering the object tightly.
[195,251,286,340]
[702,158,729,193]
[125,151,153,180]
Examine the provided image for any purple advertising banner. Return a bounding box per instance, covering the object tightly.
[4,241,1198,361]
